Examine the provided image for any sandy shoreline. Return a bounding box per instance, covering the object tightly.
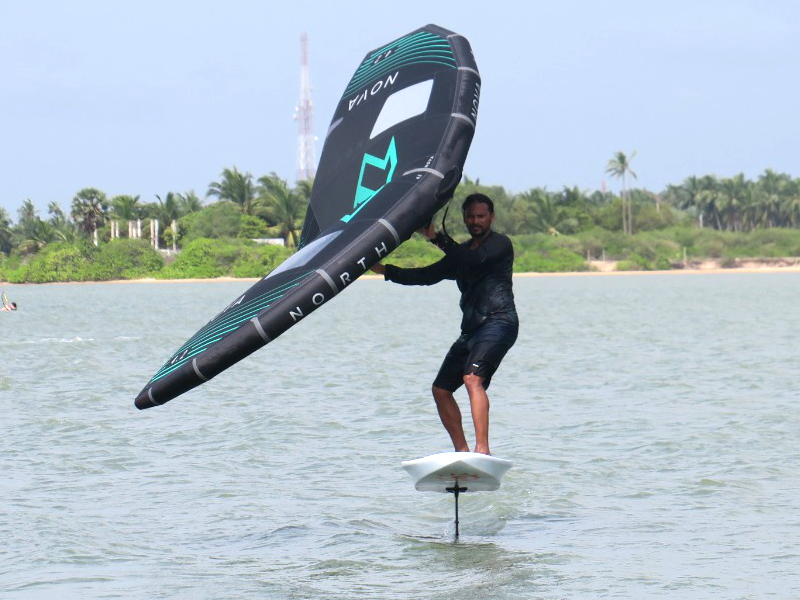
[3,260,800,286]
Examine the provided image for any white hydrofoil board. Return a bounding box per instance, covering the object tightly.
[401,452,512,492]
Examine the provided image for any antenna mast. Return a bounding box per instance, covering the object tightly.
[294,32,316,182]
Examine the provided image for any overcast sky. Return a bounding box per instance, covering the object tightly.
[1,0,798,218]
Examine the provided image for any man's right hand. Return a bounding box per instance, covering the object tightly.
[371,263,385,275]
[417,223,436,240]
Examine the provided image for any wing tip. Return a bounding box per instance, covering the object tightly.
[134,387,158,410]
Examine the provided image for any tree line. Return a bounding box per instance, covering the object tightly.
[3,159,800,261]
[662,170,800,232]
[0,168,308,256]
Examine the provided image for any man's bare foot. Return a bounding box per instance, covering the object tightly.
[473,445,491,455]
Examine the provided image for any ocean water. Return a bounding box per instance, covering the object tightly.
[1,272,798,599]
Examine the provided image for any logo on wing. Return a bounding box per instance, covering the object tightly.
[341,136,398,223]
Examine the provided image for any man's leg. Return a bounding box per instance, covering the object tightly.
[463,373,490,455]
[432,385,469,452]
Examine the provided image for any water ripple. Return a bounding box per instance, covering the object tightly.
[1,275,799,598]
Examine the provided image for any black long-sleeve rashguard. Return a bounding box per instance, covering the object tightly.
[383,231,518,334]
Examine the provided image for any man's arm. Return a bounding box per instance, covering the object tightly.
[381,255,453,286]
[372,225,456,285]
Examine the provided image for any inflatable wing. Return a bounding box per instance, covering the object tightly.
[135,24,480,409]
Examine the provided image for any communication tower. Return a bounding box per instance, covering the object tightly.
[294,33,316,182]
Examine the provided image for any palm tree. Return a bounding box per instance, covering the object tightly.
[17,199,39,239]
[48,201,67,227]
[678,176,705,227]
[71,188,108,245]
[157,192,184,246]
[110,195,142,221]
[177,191,204,215]
[0,207,13,254]
[664,178,695,225]
[154,193,181,223]
[555,186,590,233]
[605,151,637,235]
[294,179,313,204]
[696,187,723,231]
[109,195,142,238]
[718,174,749,232]
[21,219,66,253]
[257,173,306,247]
[785,190,800,227]
[207,167,257,215]
[47,201,78,242]
[756,169,792,228]
[514,188,566,234]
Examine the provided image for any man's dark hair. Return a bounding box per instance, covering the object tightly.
[462,193,494,215]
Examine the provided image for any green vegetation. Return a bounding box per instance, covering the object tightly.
[158,238,291,279]
[1,240,164,283]
[2,158,800,283]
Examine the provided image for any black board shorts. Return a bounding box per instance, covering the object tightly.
[433,319,518,392]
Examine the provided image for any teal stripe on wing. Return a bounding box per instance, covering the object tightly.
[359,31,447,68]
[148,271,314,383]
[344,48,455,95]
[152,289,277,375]
[353,36,452,80]
[163,271,311,359]
[343,33,454,96]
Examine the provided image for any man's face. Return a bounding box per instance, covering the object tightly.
[463,202,494,238]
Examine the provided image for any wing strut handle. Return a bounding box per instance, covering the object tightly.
[436,165,462,203]
[424,165,462,232]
